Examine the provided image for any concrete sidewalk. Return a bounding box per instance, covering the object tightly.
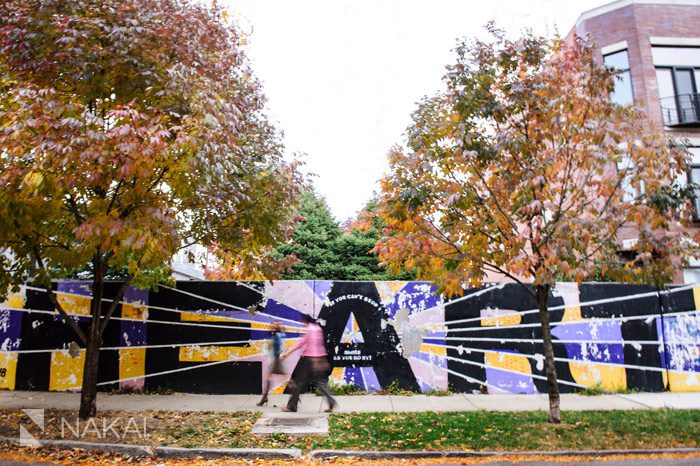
[1,390,699,414]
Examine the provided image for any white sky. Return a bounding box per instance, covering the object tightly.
[227,0,608,222]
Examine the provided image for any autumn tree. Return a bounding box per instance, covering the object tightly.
[337,200,416,280]
[0,0,303,418]
[374,27,696,423]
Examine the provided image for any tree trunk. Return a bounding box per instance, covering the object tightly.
[536,284,561,424]
[78,332,100,419]
[78,259,104,419]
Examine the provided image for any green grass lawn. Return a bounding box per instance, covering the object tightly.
[308,410,700,451]
[162,410,700,451]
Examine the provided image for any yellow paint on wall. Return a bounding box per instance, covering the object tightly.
[119,348,145,382]
[6,292,25,309]
[668,370,700,392]
[180,312,276,331]
[122,303,147,321]
[485,352,532,375]
[330,366,345,385]
[561,306,582,322]
[481,312,521,327]
[179,341,266,362]
[56,293,91,317]
[118,303,147,385]
[420,344,447,357]
[181,311,239,323]
[49,350,85,391]
[554,302,627,390]
[569,361,627,391]
[0,354,18,390]
[693,287,700,310]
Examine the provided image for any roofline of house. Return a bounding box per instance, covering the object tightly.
[575,0,700,28]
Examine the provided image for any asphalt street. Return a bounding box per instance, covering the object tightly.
[428,460,700,466]
[2,457,700,465]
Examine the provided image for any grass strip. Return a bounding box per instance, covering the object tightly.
[1,409,698,452]
[313,410,700,451]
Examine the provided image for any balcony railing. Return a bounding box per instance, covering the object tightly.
[660,93,700,127]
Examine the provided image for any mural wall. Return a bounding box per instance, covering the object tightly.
[0,281,698,394]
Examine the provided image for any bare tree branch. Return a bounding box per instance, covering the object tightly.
[99,276,132,336]
[31,246,87,345]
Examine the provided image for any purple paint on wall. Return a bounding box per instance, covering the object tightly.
[0,309,22,351]
[410,350,448,371]
[56,281,92,296]
[384,282,440,320]
[175,299,305,343]
[343,366,381,392]
[120,287,148,347]
[661,315,700,372]
[484,349,538,394]
[485,365,539,394]
[250,329,304,342]
[551,320,625,365]
[313,281,333,301]
[264,299,308,322]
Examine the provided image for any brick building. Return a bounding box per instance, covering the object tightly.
[569,0,700,283]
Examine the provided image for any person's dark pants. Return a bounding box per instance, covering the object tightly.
[286,356,335,411]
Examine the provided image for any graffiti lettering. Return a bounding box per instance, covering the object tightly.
[326,294,381,309]
[0,368,6,378]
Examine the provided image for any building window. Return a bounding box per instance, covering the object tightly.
[604,49,634,105]
[687,147,700,221]
[617,155,643,202]
[653,46,700,126]
[683,256,700,284]
[689,165,700,218]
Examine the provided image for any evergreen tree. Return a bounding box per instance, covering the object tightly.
[277,192,342,279]
[278,193,414,280]
[333,201,415,280]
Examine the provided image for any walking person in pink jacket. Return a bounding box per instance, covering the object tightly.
[280,314,336,412]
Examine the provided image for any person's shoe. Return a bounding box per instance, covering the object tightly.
[282,406,296,412]
[256,397,268,406]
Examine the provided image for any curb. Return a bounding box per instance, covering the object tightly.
[0,437,153,457]
[308,450,445,459]
[155,446,302,459]
[2,438,699,460]
[306,448,700,459]
[0,437,301,459]
[41,439,153,457]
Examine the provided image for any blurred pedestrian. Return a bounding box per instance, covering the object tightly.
[281,314,336,412]
[256,320,286,406]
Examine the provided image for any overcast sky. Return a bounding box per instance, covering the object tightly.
[227,0,608,222]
